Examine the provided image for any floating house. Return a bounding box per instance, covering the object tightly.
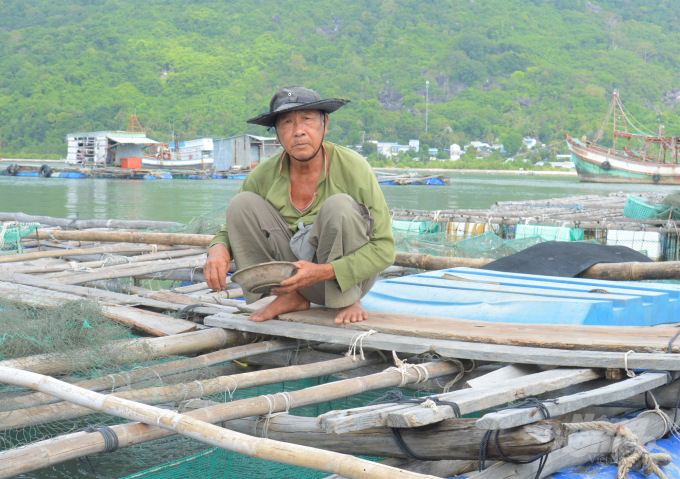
[142,138,214,170]
[212,134,281,171]
[65,131,158,167]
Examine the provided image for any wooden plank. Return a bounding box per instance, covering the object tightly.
[321,368,601,433]
[253,307,680,354]
[466,364,545,389]
[476,372,671,430]
[103,304,196,336]
[204,314,680,370]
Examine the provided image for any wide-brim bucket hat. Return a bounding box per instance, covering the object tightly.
[247,86,349,128]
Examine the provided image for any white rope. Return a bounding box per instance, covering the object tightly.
[258,392,293,438]
[384,351,430,388]
[345,329,377,361]
[192,380,204,398]
[223,376,238,402]
[624,350,636,378]
[150,244,158,254]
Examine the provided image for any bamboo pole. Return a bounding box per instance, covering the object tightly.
[8,338,299,409]
[35,229,213,247]
[0,328,246,375]
[0,244,174,264]
[0,359,455,431]
[0,271,191,310]
[394,252,680,281]
[20,248,206,276]
[0,212,183,230]
[52,255,207,285]
[0,365,439,479]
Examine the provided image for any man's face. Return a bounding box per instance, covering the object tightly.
[275,109,328,162]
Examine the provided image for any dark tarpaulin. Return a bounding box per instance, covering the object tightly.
[481,241,652,278]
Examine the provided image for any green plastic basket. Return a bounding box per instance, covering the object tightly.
[623,195,659,219]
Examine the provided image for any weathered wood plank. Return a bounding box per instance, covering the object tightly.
[466,364,546,389]
[204,314,680,370]
[476,372,671,430]
[102,304,196,336]
[252,307,680,354]
[322,368,601,433]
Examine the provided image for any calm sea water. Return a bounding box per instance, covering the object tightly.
[3,173,680,478]
[2,174,680,224]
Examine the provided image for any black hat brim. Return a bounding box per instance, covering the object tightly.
[246,99,349,127]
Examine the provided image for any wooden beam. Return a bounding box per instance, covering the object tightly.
[222,415,568,461]
[320,368,601,433]
[204,314,680,370]
[476,372,672,430]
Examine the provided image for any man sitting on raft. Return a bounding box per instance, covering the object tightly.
[204,87,395,324]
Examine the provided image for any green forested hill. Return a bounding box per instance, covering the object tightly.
[0,0,678,157]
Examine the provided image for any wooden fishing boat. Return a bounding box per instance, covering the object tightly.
[566,91,680,184]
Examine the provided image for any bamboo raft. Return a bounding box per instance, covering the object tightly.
[1,214,680,478]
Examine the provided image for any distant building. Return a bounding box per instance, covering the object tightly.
[213,134,281,171]
[65,131,158,166]
[491,144,507,154]
[377,140,420,156]
[428,148,438,156]
[523,138,538,149]
[449,143,462,161]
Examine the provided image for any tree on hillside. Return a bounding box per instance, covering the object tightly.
[499,131,523,156]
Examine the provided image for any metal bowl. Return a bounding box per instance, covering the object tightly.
[230,261,298,295]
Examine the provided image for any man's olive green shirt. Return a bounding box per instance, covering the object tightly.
[209,141,395,293]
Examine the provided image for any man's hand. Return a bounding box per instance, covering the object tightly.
[204,244,231,291]
[270,261,335,295]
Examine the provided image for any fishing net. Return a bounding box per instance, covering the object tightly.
[0,297,220,452]
[0,222,39,255]
[147,206,227,235]
[403,231,544,260]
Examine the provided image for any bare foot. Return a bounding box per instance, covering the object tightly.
[249,291,310,322]
[334,300,368,325]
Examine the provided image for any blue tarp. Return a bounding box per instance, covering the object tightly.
[363,267,680,326]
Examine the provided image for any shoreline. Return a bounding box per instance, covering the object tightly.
[373,167,577,177]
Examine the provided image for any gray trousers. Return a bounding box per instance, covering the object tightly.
[226,191,378,308]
